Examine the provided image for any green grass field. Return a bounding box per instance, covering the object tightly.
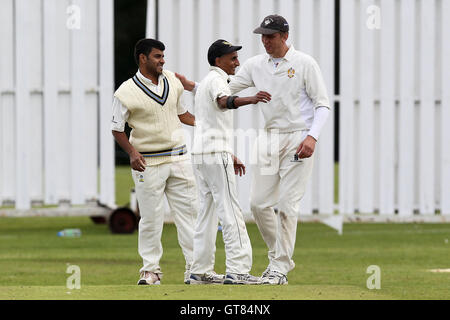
[0,165,449,300]
[0,215,449,300]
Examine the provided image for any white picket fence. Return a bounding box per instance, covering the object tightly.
[146,0,450,220]
[0,0,115,214]
[339,0,449,218]
[1,0,448,220]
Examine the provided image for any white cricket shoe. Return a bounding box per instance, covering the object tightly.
[137,271,161,285]
[261,266,271,278]
[223,273,263,285]
[189,271,225,285]
[262,270,288,285]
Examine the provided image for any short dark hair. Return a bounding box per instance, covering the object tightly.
[134,38,165,66]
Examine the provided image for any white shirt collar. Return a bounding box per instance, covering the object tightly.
[210,66,230,81]
[267,44,295,62]
[136,69,165,87]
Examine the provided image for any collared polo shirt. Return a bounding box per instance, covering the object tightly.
[229,44,330,133]
[191,66,234,155]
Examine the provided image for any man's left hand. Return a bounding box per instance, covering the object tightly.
[232,155,246,176]
[296,135,317,159]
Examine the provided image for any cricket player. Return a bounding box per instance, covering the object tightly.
[111,38,198,285]
[228,15,331,284]
[176,15,330,285]
[188,40,271,285]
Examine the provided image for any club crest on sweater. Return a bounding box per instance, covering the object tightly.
[287,67,295,78]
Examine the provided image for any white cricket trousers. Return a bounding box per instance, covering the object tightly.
[132,159,198,275]
[190,152,253,275]
[250,130,314,275]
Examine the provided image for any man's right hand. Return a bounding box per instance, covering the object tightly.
[112,131,147,172]
[175,73,195,91]
[251,91,271,104]
[130,151,146,172]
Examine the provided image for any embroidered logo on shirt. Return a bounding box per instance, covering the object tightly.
[287,67,295,78]
[137,173,144,183]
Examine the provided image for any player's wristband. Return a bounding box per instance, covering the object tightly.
[226,96,238,109]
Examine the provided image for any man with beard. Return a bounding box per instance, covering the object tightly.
[112,38,213,285]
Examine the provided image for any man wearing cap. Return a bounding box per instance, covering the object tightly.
[188,40,271,285]
[227,15,331,285]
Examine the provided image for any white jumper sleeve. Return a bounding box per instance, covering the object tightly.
[229,61,255,95]
[111,97,129,132]
[304,58,330,110]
